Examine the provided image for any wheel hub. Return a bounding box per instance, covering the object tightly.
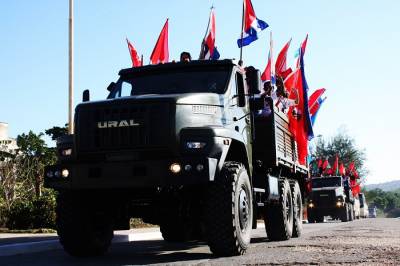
[239,188,250,231]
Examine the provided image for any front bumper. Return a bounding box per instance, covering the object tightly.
[44,157,218,190]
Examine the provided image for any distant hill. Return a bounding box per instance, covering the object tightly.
[365,180,400,192]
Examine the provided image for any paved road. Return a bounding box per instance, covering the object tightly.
[0,218,399,265]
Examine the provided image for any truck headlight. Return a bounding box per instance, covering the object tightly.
[170,163,181,174]
[336,201,343,207]
[61,169,69,178]
[186,141,207,149]
[308,203,314,208]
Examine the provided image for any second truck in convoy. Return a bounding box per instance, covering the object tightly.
[45,60,310,257]
[307,175,356,222]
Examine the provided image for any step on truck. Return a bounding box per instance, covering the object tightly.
[45,59,309,257]
[307,176,355,222]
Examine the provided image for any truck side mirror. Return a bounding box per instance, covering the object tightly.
[107,82,116,92]
[82,89,90,102]
[236,73,246,107]
[245,68,261,94]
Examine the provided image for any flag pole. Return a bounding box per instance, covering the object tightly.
[68,0,74,134]
[239,1,244,66]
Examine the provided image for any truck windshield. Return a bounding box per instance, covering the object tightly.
[109,66,231,98]
[312,177,342,188]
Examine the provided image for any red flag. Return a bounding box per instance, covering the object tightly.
[322,159,329,170]
[283,67,301,95]
[296,34,308,68]
[261,53,272,81]
[347,162,355,176]
[275,38,292,80]
[317,159,322,168]
[339,163,346,176]
[261,32,274,82]
[332,155,339,175]
[150,19,169,64]
[284,68,309,165]
[126,38,142,67]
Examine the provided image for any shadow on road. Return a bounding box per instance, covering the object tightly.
[0,235,58,246]
[2,239,214,265]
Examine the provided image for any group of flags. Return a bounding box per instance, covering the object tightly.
[260,31,328,166]
[126,5,221,67]
[125,1,326,168]
[314,156,361,196]
[126,0,271,66]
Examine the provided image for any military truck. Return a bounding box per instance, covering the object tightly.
[359,193,369,218]
[45,59,309,257]
[307,176,355,222]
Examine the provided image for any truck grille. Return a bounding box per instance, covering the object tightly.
[313,190,336,208]
[76,100,173,153]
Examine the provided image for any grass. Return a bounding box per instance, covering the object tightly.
[130,218,157,229]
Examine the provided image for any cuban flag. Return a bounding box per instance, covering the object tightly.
[237,0,268,48]
[200,8,220,60]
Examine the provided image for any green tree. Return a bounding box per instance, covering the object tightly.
[311,128,367,181]
[16,131,56,199]
[45,124,68,141]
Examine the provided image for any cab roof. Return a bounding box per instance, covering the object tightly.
[118,59,238,76]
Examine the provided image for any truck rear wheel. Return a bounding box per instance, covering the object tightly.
[264,179,293,241]
[291,181,303,237]
[56,192,113,257]
[204,162,253,256]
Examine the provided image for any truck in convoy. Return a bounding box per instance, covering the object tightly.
[307,176,356,222]
[45,59,309,257]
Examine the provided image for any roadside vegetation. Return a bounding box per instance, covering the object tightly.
[0,127,66,231]
[0,125,153,231]
[364,188,400,218]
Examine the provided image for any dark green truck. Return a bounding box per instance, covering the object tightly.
[45,59,309,257]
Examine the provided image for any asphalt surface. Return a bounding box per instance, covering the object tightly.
[0,218,399,265]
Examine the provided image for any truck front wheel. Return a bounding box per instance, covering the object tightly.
[264,179,294,241]
[56,192,113,257]
[204,162,253,256]
[341,204,349,222]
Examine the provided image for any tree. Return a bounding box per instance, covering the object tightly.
[45,124,68,141]
[16,131,56,199]
[311,128,368,182]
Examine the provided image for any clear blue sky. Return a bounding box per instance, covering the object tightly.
[1,0,399,184]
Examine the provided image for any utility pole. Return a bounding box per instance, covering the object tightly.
[68,0,74,134]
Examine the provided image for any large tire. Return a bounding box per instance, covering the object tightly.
[291,181,303,237]
[341,204,349,222]
[56,192,113,257]
[204,162,253,256]
[264,179,294,241]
